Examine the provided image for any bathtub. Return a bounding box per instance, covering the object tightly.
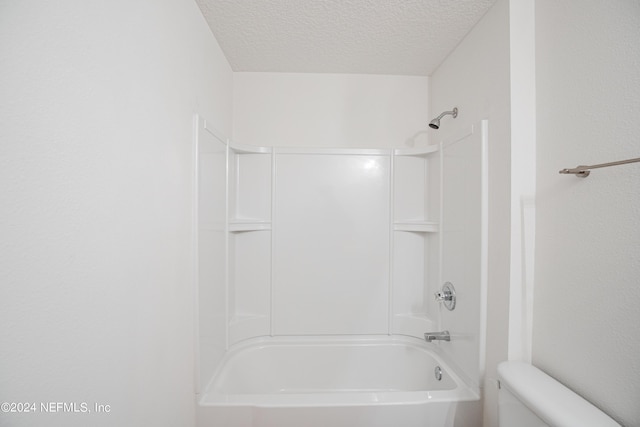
[197,335,480,427]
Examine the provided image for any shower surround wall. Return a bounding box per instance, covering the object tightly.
[273,151,392,335]
[196,118,442,362]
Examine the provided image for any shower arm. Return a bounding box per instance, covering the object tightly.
[434,109,457,120]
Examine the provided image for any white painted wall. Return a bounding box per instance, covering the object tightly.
[429,0,512,425]
[233,72,429,148]
[0,1,232,426]
[533,1,640,426]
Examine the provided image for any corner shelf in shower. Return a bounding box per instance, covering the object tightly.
[393,221,439,233]
[229,141,272,154]
[229,219,272,232]
[393,145,439,157]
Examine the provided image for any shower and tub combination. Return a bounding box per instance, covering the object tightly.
[194,109,490,427]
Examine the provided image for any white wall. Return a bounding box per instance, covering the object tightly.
[429,0,512,425]
[233,72,429,148]
[533,1,640,426]
[0,1,232,426]
[507,0,536,364]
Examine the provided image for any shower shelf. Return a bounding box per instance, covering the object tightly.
[229,141,272,154]
[229,219,272,232]
[393,146,439,157]
[393,221,439,233]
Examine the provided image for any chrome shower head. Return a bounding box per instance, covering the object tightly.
[429,107,458,130]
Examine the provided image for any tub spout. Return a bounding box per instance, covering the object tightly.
[424,331,450,342]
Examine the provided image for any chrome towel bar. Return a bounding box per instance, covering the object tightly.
[559,156,640,177]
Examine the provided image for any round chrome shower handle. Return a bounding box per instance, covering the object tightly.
[434,291,453,302]
[434,282,456,311]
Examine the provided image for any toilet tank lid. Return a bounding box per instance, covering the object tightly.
[497,361,620,427]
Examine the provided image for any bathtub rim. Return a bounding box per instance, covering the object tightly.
[198,334,480,408]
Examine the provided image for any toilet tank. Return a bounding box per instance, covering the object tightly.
[497,361,620,427]
[499,385,548,427]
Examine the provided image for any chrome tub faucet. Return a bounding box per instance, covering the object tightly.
[424,331,451,342]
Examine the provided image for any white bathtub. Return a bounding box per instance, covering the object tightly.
[197,336,480,427]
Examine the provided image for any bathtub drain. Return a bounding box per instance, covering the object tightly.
[434,366,443,381]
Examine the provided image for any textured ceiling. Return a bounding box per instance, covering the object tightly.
[196,0,497,76]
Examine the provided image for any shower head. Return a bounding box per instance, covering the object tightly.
[428,107,458,130]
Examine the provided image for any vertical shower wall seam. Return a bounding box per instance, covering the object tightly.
[438,141,444,332]
[478,120,489,380]
[270,150,276,337]
[192,115,201,392]
[388,152,395,335]
[224,138,230,351]
[421,153,428,322]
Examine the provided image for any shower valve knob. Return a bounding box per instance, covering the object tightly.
[434,291,453,302]
[434,282,456,311]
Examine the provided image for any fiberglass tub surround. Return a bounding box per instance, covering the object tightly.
[194,116,488,427]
